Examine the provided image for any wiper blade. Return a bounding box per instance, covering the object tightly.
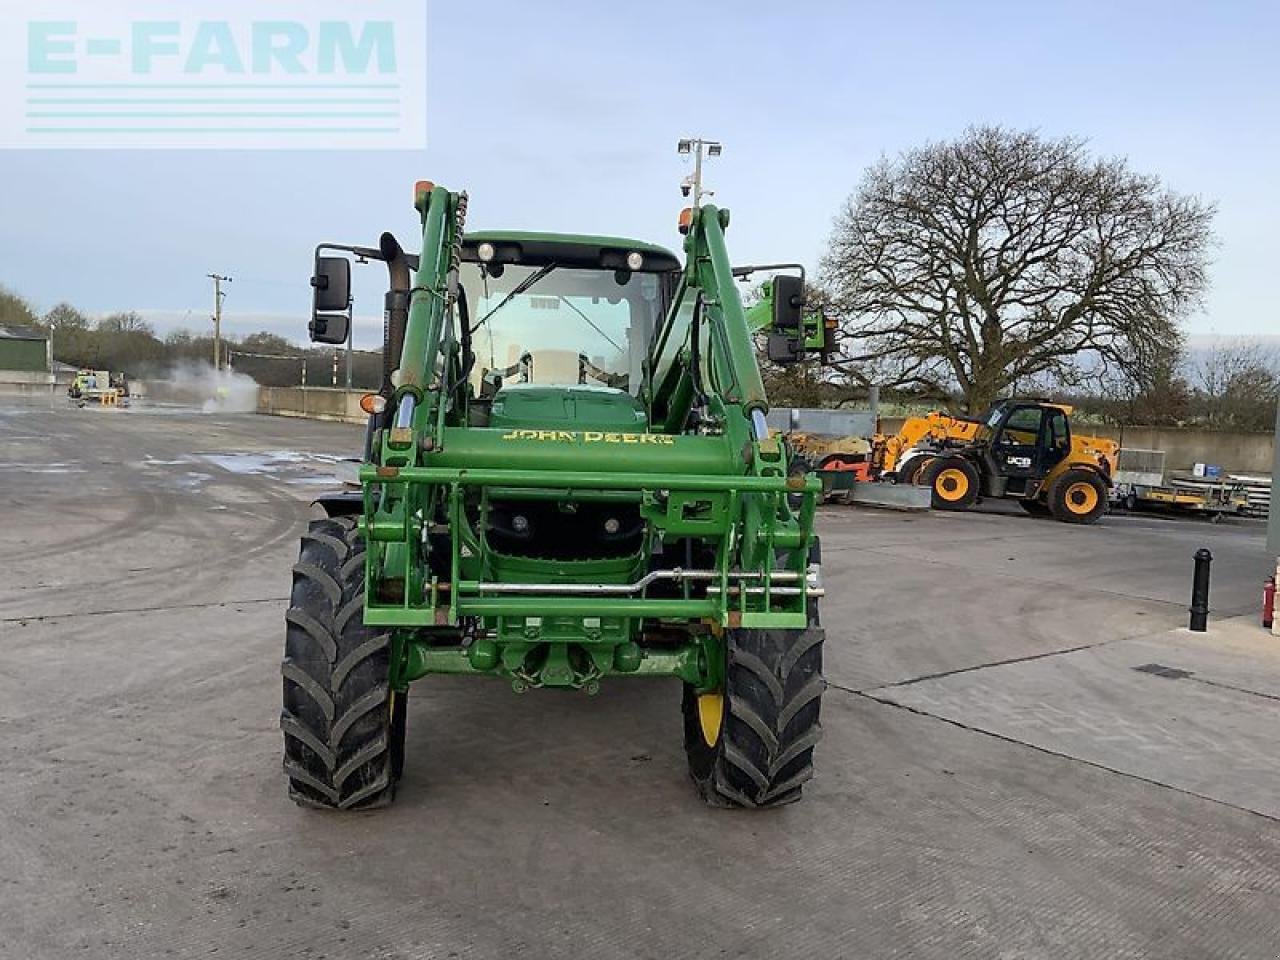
[558,296,624,353]
[471,262,558,334]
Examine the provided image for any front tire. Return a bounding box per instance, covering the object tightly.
[926,457,980,511]
[682,609,824,808]
[1048,469,1108,525]
[281,516,404,810]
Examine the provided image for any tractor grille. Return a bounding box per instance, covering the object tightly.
[486,499,644,560]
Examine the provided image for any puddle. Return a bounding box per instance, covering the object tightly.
[143,455,192,466]
[200,451,307,474]
[195,450,356,487]
[0,462,85,474]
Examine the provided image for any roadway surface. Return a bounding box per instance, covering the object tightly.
[2,395,1279,959]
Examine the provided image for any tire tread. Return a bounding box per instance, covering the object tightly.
[684,611,825,808]
[281,516,401,810]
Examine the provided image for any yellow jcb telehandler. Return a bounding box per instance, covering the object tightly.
[876,400,1118,524]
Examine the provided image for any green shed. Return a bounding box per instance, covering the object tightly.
[0,326,50,373]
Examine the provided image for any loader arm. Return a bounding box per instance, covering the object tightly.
[651,205,769,430]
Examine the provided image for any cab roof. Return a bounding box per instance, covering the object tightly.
[461,230,682,273]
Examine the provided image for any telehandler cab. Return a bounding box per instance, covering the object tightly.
[282,183,830,809]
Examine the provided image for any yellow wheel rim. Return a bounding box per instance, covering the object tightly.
[697,693,724,746]
[1065,481,1099,514]
[935,467,970,502]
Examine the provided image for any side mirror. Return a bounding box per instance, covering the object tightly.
[310,255,351,345]
[312,256,350,312]
[309,312,350,346]
[771,274,804,332]
[764,275,805,364]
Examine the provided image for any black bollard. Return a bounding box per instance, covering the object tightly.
[1189,548,1212,632]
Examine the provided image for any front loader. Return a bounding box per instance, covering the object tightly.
[282,183,830,809]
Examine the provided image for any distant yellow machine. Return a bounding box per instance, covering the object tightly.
[872,411,982,484]
[874,400,1119,524]
[67,369,126,407]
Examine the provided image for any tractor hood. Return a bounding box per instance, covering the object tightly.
[489,384,647,432]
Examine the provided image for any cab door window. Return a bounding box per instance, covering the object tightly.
[994,406,1043,475]
[1041,408,1071,470]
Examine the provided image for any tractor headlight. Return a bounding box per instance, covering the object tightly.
[603,516,621,535]
[477,242,496,263]
[625,251,644,271]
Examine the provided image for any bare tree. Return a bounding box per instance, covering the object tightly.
[1089,338,1192,426]
[1191,339,1280,431]
[42,302,94,367]
[97,311,154,336]
[0,286,38,330]
[821,126,1215,412]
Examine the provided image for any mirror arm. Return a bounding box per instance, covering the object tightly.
[315,241,383,263]
[730,262,805,286]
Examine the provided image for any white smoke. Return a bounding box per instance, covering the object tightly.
[147,362,260,414]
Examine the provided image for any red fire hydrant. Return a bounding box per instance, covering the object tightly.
[1265,575,1276,630]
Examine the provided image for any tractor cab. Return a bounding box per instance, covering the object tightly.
[455,232,682,406]
[976,400,1074,496]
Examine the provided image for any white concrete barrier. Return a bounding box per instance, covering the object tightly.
[257,386,365,424]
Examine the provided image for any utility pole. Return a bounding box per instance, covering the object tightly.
[207,273,232,371]
[345,322,353,391]
[1269,399,1280,563]
[677,137,722,208]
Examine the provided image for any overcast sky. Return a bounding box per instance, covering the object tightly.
[1,0,1276,349]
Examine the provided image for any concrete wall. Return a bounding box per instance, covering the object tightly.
[0,370,55,396]
[1094,426,1274,475]
[257,386,365,424]
[878,417,1275,475]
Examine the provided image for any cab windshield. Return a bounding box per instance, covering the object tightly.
[460,262,665,396]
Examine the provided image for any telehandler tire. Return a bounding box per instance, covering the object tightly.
[281,516,404,810]
[926,457,980,511]
[682,607,824,808]
[896,455,930,486]
[1048,469,1108,525]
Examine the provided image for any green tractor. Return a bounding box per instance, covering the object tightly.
[283,183,830,809]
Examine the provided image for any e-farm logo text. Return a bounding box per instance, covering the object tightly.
[0,1,426,149]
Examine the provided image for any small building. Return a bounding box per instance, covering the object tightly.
[0,325,73,392]
[0,325,50,373]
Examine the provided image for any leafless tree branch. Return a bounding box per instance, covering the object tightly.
[819,126,1216,412]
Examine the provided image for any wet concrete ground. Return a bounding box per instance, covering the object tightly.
[2,395,1278,959]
